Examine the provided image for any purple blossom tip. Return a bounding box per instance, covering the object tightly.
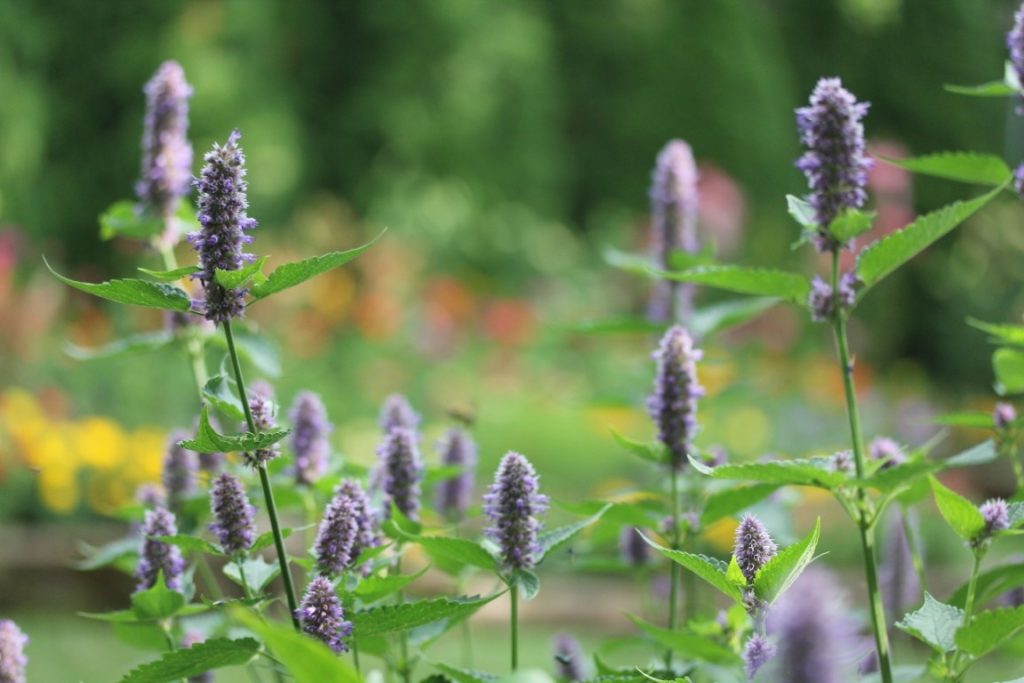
[733,515,778,584]
[314,489,359,576]
[647,325,704,469]
[743,634,775,680]
[376,427,424,521]
[190,129,258,323]
[619,526,651,567]
[552,632,587,681]
[830,449,854,474]
[379,394,421,432]
[136,506,185,592]
[335,479,380,569]
[289,391,333,486]
[0,619,28,683]
[869,436,906,469]
[484,451,548,571]
[648,140,700,324]
[162,429,198,513]
[209,473,256,555]
[808,273,858,322]
[995,402,1017,431]
[435,427,478,521]
[137,61,193,225]
[796,77,873,250]
[296,576,352,653]
[980,498,1010,537]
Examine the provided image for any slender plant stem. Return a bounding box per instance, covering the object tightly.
[394,553,412,683]
[238,557,254,601]
[900,508,928,596]
[223,319,301,631]
[663,466,681,670]
[510,583,520,671]
[962,551,983,626]
[830,251,894,683]
[352,641,361,675]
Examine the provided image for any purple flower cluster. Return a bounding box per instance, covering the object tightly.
[209,473,256,555]
[136,507,185,591]
[162,429,197,513]
[136,61,193,225]
[980,498,1010,540]
[619,526,650,567]
[379,394,421,432]
[0,619,28,683]
[1009,4,1024,114]
[808,273,858,322]
[795,77,873,250]
[189,130,258,323]
[734,515,778,584]
[869,436,906,469]
[552,632,587,681]
[376,427,424,520]
[648,140,699,323]
[743,633,775,680]
[289,391,332,486]
[435,427,477,521]
[647,325,704,469]
[296,576,352,653]
[335,478,380,565]
[246,381,279,466]
[484,451,548,570]
[995,402,1017,431]
[314,489,359,576]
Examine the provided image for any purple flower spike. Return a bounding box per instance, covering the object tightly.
[435,427,478,521]
[552,632,587,681]
[734,515,778,584]
[1009,5,1024,114]
[743,633,775,680]
[209,473,256,555]
[314,489,358,577]
[995,402,1017,431]
[289,391,333,486]
[245,381,279,466]
[795,77,873,251]
[619,526,650,567]
[484,451,549,571]
[137,61,193,227]
[869,437,906,469]
[379,394,421,432]
[181,632,212,683]
[647,325,704,470]
[296,576,353,653]
[136,506,185,591]
[648,140,700,323]
[162,429,197,513]
[376,427,424,521]
[189,130,258,323]
[808,276,834,322]
[0,619,28,683]
[980,498,1010,537]
[335,478,380,566]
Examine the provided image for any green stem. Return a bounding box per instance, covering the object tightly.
[830,251,894,683]
[963,551,983,626]
[664,466,680,671]
[510,582,520,671]
[237,556,254,601]
[395,553,412,683]
[353,641,361,675]
[223,319,301,631]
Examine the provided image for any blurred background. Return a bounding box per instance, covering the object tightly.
[2,0,1024,680]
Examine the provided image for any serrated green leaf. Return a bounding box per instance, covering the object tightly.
[155,535,224,557]
[929,476,985,541]
[131,573,186,620]
[896,593,964,653]
[968,318,1024,347]
[233,609,360,683]
[690,454,847,489]
[354,565,429,603]
[202,375,246,422]
[99,200,164,241]
[223,557,280,592]
[753,518,821,604]
[829,209,876,242]
[350,594,501,638]
[395,533,495,574]
[250,232,383,300]
[786,195,816,229]
[883,152,1013,187]
[701,484,780,525]
[137,265,201,281]
[536,504,610,563]
[691,297,779,338]
[650,265,810,303]
[509,569,540,600]
[65,331,176,361]
[935,411,995,429]
[861,458,938,493]
[627,615,741,665]
[118,637,259,683]
[638,533,741,601]
[45,258,192,312]
[994,347,1024,395]
[608,428,663,466]
[179,406,289,454]
[214,256,267,289]
[724,555,746,587]
[955,604,1024,657]
[856,187,1004,289]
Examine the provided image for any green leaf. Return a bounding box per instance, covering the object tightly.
[929,476,985,541]
[207,327,282,377]
[509,569,540,600]
[896,593,964,653]
[565,317,662,336]
[955,605,1024,657]
[701,484,780,525]
[179,406,290,454]
[950,562,1024,608]
[994,347,1024,395]
[786,195,816,229]
[99,200,164,241]
[650,265,810,303]
[350,594,501,638]
[65,331,176,361]
[75,536,138,570]
[433,664,500,683]
[689,454,847,489]
[137,265,201,281]
[233,609,360,683]
[131,573,186,620]
[250,232,384,300]
[861,458,938,493]
[944,440,998,468]
[752,518,821,604]
[724,555,747,587]
[935,411,995,429]
[354,565,429,603]
[45,258,192,312]
[608,428,663,466]
[691,297,779,338]
[882,152,1013,187]
[251,527,296,553]
[638,533,741,601]
[536,504,610,563]
[829,209,876,242]
[202,375,246,422]
[967,318,1024,347]
[223,557,281,592]
[214,256,267,289]
[118,637,259,683]
[155,535,224,557]
[397,534,495,574]
[627,615,741,665]
[856,187,1004,289]
[604,247,657,277]
[944,81,1017,97]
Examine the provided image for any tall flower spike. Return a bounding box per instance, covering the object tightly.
[162,429,197,513]
[295,576,353,653]
[1008,3,1024,114]
[189,130,258,323]
[484,451,548,570]
[733,514,778,584]
[209,472,256,555]
[136,507,185,591]
[648,140,700,323]
[313,489,358,576]
[136,61,193,227]
[376,427,424,520]
[335,478,380,565]
[379,394,421,432]
[647,325,704,470]
[552,633,587,681]
[435,427,477,521]
[289,391,333,486]
[246,380,279,466]
[795,77,873,251]
[619,526,650,567]
[0,619,28,683]
[743,633,775,680]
